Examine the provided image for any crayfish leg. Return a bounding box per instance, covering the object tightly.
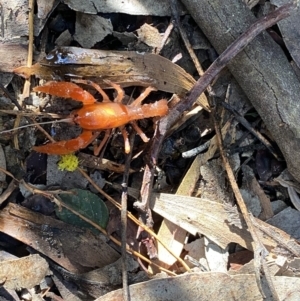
[33,130,95,155]
[93,129,111,156]
[104,80,125,103]
[33,81,96,104]
[73,79,110,102]
[120,127,130,154]
[130,86,157,107]
[131,121,149,142]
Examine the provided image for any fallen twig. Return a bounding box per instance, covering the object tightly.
[121,133,135,301]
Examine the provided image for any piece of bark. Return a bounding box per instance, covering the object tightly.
[270,0,300,69]
[0,203,120,273]
[0,1,29,40]
[181,0,300,182]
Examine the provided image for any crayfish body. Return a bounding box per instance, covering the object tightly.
[32,81,169,155]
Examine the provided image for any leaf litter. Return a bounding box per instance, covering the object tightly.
[0,0,300,300]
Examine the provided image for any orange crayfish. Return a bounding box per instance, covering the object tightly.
[32,80,169,155]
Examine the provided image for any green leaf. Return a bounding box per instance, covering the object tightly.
[56,189,109,233]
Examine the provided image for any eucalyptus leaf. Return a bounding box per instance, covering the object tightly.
[56,189,109,233]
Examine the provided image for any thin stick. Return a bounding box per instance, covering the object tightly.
[29,118,56,143]
[121,133,135,301]
[0,110,65,118]
[0,180,18,205]
[9,187,176,276]
[14,0,35,149]
[0,110,68,143]
[170,0,205,77]
[156,21,174,54]
[0,167,18,181]
[0,119,72,134]
[27,0,34,70]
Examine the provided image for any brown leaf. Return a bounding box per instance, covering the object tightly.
[0,254,49,290]
[96,272,262,301]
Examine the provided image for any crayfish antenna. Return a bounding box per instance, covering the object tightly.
[0,118,74,134]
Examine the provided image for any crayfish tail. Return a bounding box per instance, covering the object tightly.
[140,99,169,118]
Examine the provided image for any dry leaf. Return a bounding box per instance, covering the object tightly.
[96,272,262,301]
[242,165,273,220]
[204,237,228,272]
[56,30,73,46]
[184,237,206,268]
[0,254,49,290]
[14,46,209,109]
[267,207,300,240]
[137,24,163,49]
[74,13,113,48]
[151,193,251,249]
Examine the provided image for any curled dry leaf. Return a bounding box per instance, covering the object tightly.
[13,46,209,109]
